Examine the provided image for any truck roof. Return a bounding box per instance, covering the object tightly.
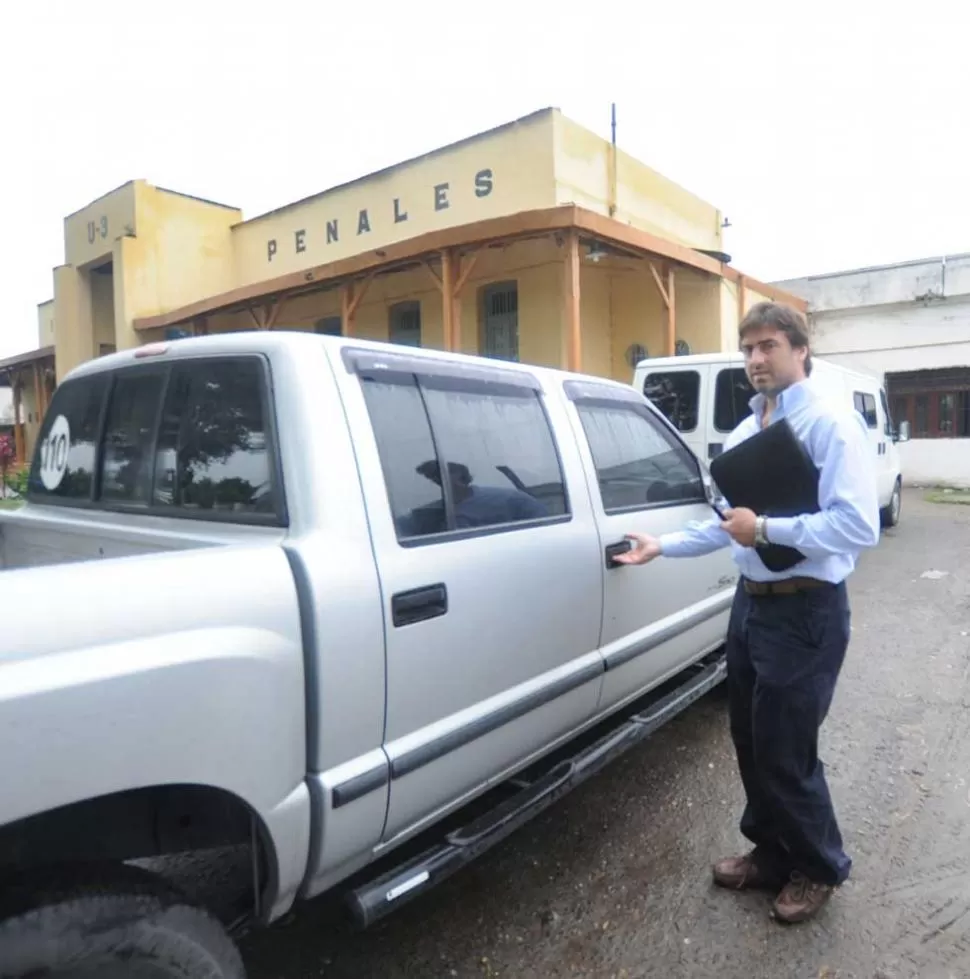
[64,330,643,399]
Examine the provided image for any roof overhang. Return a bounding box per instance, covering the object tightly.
[133,204,806,332]
[0,346,55,382]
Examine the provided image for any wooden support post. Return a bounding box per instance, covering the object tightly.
[32,363,43,430]
[265,299,285,330]
[247,306,265,330]
[441,250,456,351]
[648,261,677,357]
[563,231,582,372]
[340,272,376,337]
[666,266,676,357]
[450,249,479,354]
[12,375,24,464]
[737,274,747,326]
[649,263,670,307]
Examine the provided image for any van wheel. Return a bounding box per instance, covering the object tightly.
[0,864,245,979]
[880,479,902,529]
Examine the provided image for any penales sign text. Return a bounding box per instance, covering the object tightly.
[265,168,494,263]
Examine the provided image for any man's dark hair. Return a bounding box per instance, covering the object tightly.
[739,301,813,376]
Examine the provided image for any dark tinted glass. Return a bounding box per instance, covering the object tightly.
[420,381,567,528]
[28,374,108,501]
[880,389,894,436]
[100,371,165,504]
[154,358,276,516]
[577,401,703,512]
[642,370,700,432]
[360,374,446,538]
[855,392,878,429]
[714,368,755,432]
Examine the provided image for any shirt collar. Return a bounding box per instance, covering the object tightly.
[748,378,813,422]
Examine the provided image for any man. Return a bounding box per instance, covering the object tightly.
[616,301,880,924]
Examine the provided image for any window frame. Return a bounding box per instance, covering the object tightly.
[345,347,572,547]
[853,391,878,429]
[388,300,422,348]
[480,280,520,362]
[565,378,706,516]
[26,354,288,528]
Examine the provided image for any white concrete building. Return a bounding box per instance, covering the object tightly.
[776,254,970,489]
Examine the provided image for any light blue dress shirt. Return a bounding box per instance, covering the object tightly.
[658,378,881,584]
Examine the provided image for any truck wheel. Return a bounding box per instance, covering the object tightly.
[0,864,245,979]
[880,478,902,529]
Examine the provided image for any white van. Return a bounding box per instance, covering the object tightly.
[632,352,909,529]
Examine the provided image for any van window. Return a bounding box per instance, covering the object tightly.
[853,391,878,429]
[28,373,109,501]
[361,373,567,541]
[642,371,699,433]
[879,389,894,437]
[576,401,704,513]
[714,368,754,432]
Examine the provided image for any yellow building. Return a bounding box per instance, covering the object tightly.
[0,107,804,463]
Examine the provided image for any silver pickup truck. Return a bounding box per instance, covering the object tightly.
[0,332,737,978]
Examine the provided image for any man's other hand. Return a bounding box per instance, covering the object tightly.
[721,507,758,547]
[614,533,662,565]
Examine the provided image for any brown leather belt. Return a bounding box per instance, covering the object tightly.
[742,576,829,596]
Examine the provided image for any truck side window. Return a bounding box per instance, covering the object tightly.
[100,370,166,505]
[714,368,754,433]
[360,374,448,538]
[576,401,704,513]
[361,372,567,541]
[420,380,568,526]
[642,371,700,433]
[27,373,109,502]
[154,358,277,516]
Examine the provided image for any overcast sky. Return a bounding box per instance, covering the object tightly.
[3,0,967,359]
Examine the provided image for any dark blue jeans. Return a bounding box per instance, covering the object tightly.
[726,580,852,886]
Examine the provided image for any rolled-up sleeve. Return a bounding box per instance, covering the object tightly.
[766,411,880,558]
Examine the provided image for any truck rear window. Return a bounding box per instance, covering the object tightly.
[28,356,283,525]
[29,374,108,501]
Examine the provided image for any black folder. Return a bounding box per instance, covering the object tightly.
[707,417,820,572]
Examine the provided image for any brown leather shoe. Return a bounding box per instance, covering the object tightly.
[712,852,783,891]
[772,871,835,923]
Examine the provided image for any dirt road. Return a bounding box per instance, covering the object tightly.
[240,491,970,979]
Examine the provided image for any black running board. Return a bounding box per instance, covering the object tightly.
[345,651,726,928]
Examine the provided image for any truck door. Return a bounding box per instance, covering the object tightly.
[640,367,707,461]
[338,349,604,845]
[564,379,737,715]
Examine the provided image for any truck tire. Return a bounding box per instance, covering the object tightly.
[880,478,902,529]
[0,864,245,979]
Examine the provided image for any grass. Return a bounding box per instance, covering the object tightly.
[0,499,24,511]
[925,488,970,506]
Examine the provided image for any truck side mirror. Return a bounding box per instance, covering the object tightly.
[896,420,910,443]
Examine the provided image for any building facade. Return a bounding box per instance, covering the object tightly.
[776,254,970,488]
[1,107,804,463]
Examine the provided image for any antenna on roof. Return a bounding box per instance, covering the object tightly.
[608,104,618,217]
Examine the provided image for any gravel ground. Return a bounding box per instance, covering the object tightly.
[238,490,970,979]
